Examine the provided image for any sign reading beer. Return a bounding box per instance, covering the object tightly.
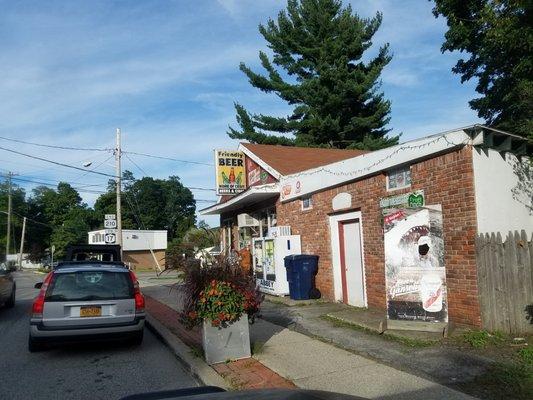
[215,150,246,195]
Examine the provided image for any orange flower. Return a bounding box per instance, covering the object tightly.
[188,311,197,319]
[212,319,220,327]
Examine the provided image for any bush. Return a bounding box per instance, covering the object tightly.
[179,256,262,328]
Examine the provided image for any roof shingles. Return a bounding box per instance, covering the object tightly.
[241,143,367,176]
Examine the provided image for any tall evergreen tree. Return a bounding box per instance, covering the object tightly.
[228,0,399,150]
[433,0,532,139]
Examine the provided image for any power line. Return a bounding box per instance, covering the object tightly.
[9,177,108,195]
[122,150,213,166]
[124,153,216,192]
[124,152,149,176]
[0,135,112,152]
[0,144,119,179]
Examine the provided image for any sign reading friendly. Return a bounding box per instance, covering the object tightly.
[215,150,246,195]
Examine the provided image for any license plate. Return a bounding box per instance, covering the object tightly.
[80,306,101,317]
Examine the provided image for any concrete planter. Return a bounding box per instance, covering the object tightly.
[202,314,251,365]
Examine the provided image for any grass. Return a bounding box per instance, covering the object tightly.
[517,347,533,365]
[189,346,204,359]
[321,315,437,348]
[474,361,533,400]
[460,329,506,349]
[251,341,265,355]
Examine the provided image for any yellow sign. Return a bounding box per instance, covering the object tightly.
[215,150,246,195]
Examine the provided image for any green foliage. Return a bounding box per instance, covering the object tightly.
[94,171,196,243]
[461,329,505,348]
[228,0,399,150]
[432,0,532,139]
[195,280,246,327]
[517,347,533,365]
[477,361,533,400]
[179,257,263,329]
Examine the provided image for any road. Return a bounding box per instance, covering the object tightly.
[0,271,198,400]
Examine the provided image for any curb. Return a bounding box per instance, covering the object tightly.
[145,314,230,390]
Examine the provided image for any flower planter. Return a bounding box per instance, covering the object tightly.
[202,314,251,365]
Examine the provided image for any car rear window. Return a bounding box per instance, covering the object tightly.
[45,271,133,301]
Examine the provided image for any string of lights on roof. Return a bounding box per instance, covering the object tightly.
[282,132,472,180]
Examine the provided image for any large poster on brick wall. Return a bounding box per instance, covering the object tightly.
[383,205,448,325]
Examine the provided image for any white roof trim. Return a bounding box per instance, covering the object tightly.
[199,183,280,215]
[279,127,484,202]
[239,143,282,180]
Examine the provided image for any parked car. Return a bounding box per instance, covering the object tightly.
[0,262,16,308]
[28,262,145,352]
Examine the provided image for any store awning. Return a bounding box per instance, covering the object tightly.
[199,183,280,215]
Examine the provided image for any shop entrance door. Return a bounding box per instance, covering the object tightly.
[338,219,365,307]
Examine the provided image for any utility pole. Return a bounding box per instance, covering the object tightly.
[18,216,26,269]
[115,128,123,258]
[5,172,13,262]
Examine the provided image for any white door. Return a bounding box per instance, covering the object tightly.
[340,220,365,307]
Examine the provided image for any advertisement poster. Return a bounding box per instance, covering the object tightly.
[383,205,448,324]
[215,150,246,195]
[253,239,276,292]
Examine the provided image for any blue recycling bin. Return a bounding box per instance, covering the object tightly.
[284,255,319,300]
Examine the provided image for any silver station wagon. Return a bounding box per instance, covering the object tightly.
[29,263,145,352]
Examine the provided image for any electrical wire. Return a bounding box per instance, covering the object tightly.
[0,135,112,152]
[122,150,213,166]
[0,144,119,178]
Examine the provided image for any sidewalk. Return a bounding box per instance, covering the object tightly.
[141,282,476,400]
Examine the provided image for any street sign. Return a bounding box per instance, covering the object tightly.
[104,219,117,229]
[104,232,116,244]
[105,214,116,220]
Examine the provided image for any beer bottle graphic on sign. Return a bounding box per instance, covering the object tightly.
[229,167,236,184]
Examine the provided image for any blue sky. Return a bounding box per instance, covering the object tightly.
[0,0,481,227]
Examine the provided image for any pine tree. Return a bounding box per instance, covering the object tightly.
[228,0,399,150]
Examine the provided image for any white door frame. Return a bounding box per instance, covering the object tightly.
[329,211,367,306]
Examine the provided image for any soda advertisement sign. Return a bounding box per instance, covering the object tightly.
[383,205,448,324]
[215,150,246,195]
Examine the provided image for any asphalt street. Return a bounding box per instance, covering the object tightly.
[0,270,198,400]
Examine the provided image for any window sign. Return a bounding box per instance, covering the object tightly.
[387,166,411,191]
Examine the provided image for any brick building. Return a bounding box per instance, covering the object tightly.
[201,125,532,329]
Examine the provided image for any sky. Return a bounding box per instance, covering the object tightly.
[0,0,481,227]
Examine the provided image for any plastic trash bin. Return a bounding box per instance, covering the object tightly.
[284,255,319,300]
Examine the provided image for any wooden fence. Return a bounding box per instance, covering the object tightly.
[476,230,533,335]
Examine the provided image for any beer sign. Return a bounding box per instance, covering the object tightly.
[215,150,246,195]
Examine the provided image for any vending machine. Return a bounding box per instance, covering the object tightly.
[253,235,301,296]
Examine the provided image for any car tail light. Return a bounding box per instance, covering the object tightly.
[129,271,145,313]
[32,272,53,318]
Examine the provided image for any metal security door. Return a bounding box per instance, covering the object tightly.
[338,220,365,307]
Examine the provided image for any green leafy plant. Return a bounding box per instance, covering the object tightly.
[179,256,262,329]
[462,329,505,349]
[517,347,533,365]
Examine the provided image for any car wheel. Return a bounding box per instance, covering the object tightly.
[5,285,15,308]
[130,330,144,346]
[28,336,45,353]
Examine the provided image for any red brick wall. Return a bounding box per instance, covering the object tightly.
[276,146,481,327]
